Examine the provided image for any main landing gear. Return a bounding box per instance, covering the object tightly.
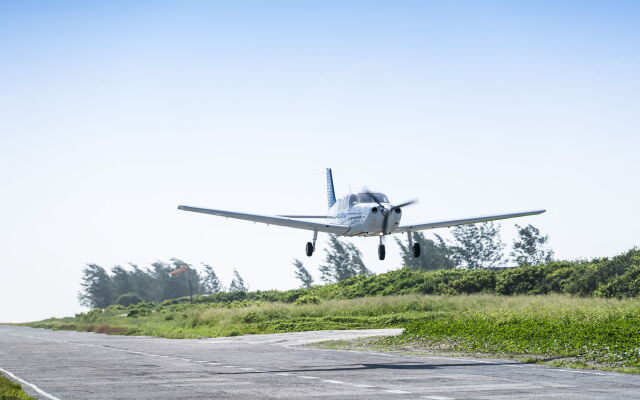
[407,232,421,258]
[306,231,318,257]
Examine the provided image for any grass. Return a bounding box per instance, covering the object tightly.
[0,374,36,400]
[27,295,436,338]
[23,294,640,373]
[373,295,640,373]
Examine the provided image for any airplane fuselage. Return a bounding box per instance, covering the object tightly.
[326,194,401,237]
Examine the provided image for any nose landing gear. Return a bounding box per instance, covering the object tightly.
[378,236,386,260]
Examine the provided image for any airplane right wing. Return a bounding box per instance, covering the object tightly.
[178,205,350,235]
[395,210,546,233]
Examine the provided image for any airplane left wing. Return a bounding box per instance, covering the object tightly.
[178,205,351,235]
[395,210,546,233]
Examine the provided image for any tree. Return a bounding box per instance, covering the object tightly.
[149,260,190,302]
[128,263,153,300]
[511,224,554,266]
[201,264,223,294]
[319,236,371,283]
[110,265,134,301]
[293,259,314,288]
[451,222,505,269]
[229,269,248,292]
[78,264,113,308]
[395,232,454,270]
[170,258,203,301]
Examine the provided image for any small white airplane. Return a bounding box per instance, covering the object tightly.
[178,169,545,260]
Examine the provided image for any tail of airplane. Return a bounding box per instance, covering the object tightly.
[326,168,337,209]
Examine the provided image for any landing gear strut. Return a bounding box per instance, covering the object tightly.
[407,232,420,258]
[378,236,386,260]
[306,230,318,257]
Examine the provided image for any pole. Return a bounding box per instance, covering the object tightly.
[187,267,193,304]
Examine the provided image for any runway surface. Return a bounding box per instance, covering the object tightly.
[1,325,639,399]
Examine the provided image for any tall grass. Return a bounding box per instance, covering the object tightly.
[0,374,35,400]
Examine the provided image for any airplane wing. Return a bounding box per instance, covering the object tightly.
[395,210,546,233]
[178,205,351,235]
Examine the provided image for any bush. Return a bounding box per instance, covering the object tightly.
[294,295,320,305]
[116,292,144,307]
[127,308,150,318]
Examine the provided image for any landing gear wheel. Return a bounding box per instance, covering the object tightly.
[306,242,314,257]
[412,243,421,258]
[378,244,386,260]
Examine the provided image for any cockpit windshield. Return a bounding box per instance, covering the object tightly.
[352,192,389,205]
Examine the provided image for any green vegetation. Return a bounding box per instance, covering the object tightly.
[380,295,640,373]
[27,295,430,338]
[27,294,640,372]
[25,248,640,374]
[0,374,35,400]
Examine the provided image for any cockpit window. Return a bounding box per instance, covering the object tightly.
[354,193,389,204]
[349,194,358,208]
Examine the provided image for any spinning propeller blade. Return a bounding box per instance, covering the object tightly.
[362,187,418,234]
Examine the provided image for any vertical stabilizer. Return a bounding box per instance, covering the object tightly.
[326,168,337,209]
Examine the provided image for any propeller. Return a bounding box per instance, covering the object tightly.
[362,188,418,234]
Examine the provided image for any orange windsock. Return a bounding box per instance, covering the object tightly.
[170,266,189,276]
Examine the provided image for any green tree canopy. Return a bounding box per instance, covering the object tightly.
[319,236,371,283]
[202,264,223,294]
[78,264,112,308]
[451,222,505,269]
[293,258,314,288]
[396,232,454,270]
[510,224,554,266]
[229,269,248,292]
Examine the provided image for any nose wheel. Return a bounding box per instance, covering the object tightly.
[378,236,386,260]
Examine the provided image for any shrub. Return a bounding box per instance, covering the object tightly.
[294,295,321,305]
[116,292,144,307]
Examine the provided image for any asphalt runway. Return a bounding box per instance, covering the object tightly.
[1,325,639,399]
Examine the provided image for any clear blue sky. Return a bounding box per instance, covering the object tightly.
[1,1,639,322]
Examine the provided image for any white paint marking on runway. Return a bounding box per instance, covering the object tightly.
[276,372,293,376]
[225,365,237,368]
[422,396,455,400]
[0,366,62,400]
[297,375,318,379]
[385,389,411,394]
[195,360,208,363]
[322,379,348,384]
[350,383,377,388]
[207,362,220,365]
[553,368,606,376]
